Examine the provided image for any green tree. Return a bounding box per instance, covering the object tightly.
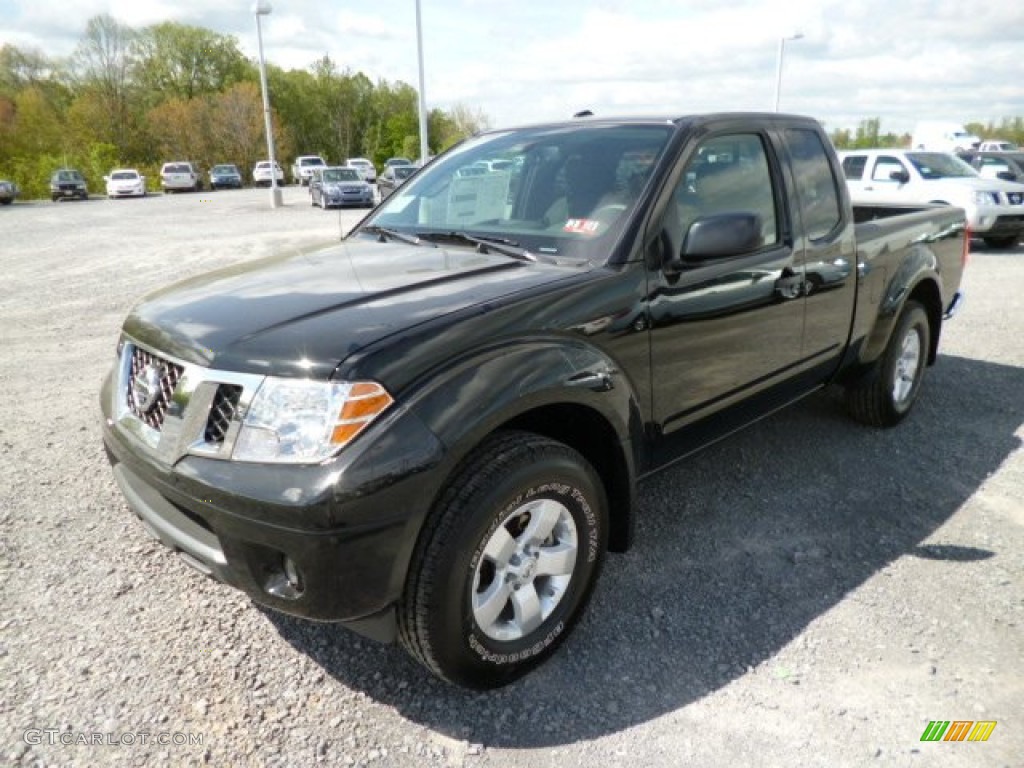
[70,14,139,150]
[133,23,249,103]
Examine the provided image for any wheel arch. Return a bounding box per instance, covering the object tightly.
[848,244,945,375]
[501,402,635,553]
[906,277,943,364]
[397,341,644,556]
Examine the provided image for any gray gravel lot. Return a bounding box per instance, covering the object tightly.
[1,188,1021,767]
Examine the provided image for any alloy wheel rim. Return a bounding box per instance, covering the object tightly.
[892,327,922,406]
[471,498,578,642]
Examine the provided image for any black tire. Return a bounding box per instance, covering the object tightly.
[845,300,930,427]
[982,235,1019,249]
[399,430,608,689]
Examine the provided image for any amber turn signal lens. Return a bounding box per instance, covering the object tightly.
[329,382,394,446]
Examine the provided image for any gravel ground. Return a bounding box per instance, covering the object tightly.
[1,188,1021,767]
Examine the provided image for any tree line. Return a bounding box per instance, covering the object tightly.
[829,117,1024,150]
[0,15,490,199]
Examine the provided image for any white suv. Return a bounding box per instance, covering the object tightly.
[160,162,201,193]
[291,155,326,186]
[839,149,1024,249]
[252,160,285,187]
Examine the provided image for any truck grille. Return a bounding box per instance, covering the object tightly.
[204,384,243,445]
[126,347,183,430]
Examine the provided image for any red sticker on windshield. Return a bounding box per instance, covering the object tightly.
[563,218,600,234]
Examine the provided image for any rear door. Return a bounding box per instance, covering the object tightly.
[780,127,857,368]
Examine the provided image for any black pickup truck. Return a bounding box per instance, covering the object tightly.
[101,113,966,689]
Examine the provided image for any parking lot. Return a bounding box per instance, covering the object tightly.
[1,189,1021,767]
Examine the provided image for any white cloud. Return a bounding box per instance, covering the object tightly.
[0,0,1022,135]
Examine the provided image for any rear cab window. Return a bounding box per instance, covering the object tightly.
[841,155,867,180]
[785,129,842,241]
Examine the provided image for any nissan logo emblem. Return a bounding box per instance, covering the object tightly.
[132,364,164,413]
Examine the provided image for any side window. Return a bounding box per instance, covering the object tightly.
[871,156,906,182]
[841,155,866,180]
[669,133,778,253]
[981,157,1010,172]
[786,129,842,240]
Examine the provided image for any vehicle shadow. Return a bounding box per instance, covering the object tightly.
[266,353,1023,747]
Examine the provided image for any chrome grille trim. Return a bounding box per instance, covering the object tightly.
[204,385,243,444]
[113,336,265,464]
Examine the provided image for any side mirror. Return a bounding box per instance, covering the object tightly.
[103,176,110,182]
[889,169,910,183]
[996,170,1018,182]
[666,212,763,271]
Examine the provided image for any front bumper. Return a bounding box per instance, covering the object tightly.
[968,209,1024,235]
[100,363,446,642]
[323,188,373,207]
[52,187,87,199]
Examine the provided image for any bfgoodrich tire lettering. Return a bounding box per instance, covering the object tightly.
[846,300,931,427]
[398,430,608,689]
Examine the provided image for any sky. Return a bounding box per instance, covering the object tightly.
[2,0,1023,136]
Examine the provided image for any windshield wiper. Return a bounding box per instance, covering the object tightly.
[417,231,536,262]
[360,225,429,247]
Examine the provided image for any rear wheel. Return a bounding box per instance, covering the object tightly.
[399,431,607,689]
[845,300,930,427]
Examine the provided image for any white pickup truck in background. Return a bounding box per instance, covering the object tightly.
[291,155,327,186]
[839,149,1024,248]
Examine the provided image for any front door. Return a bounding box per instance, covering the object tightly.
[647,130,807,449]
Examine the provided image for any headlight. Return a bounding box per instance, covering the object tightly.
[233,378,393,464]
[973,191,999,206]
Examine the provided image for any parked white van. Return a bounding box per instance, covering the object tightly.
[838,148,1024,248]
[911,122,980,153]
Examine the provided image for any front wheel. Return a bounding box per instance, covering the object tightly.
[399,431,608,689]
[845,300,930,427]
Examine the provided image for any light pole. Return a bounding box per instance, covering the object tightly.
[253,0,282,208]
[415,0,429,165]
[773,32,804,112]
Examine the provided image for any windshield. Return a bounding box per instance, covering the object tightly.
[360,123,673,261]
[324,169,360,182]
[906,152,979,179]
[393,166,416,179]
[112,171,137,180]
[213,165,237,174]
[301,158,325,167]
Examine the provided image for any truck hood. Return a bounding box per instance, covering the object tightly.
[123,239,585,378]
[920,176,1024,197]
